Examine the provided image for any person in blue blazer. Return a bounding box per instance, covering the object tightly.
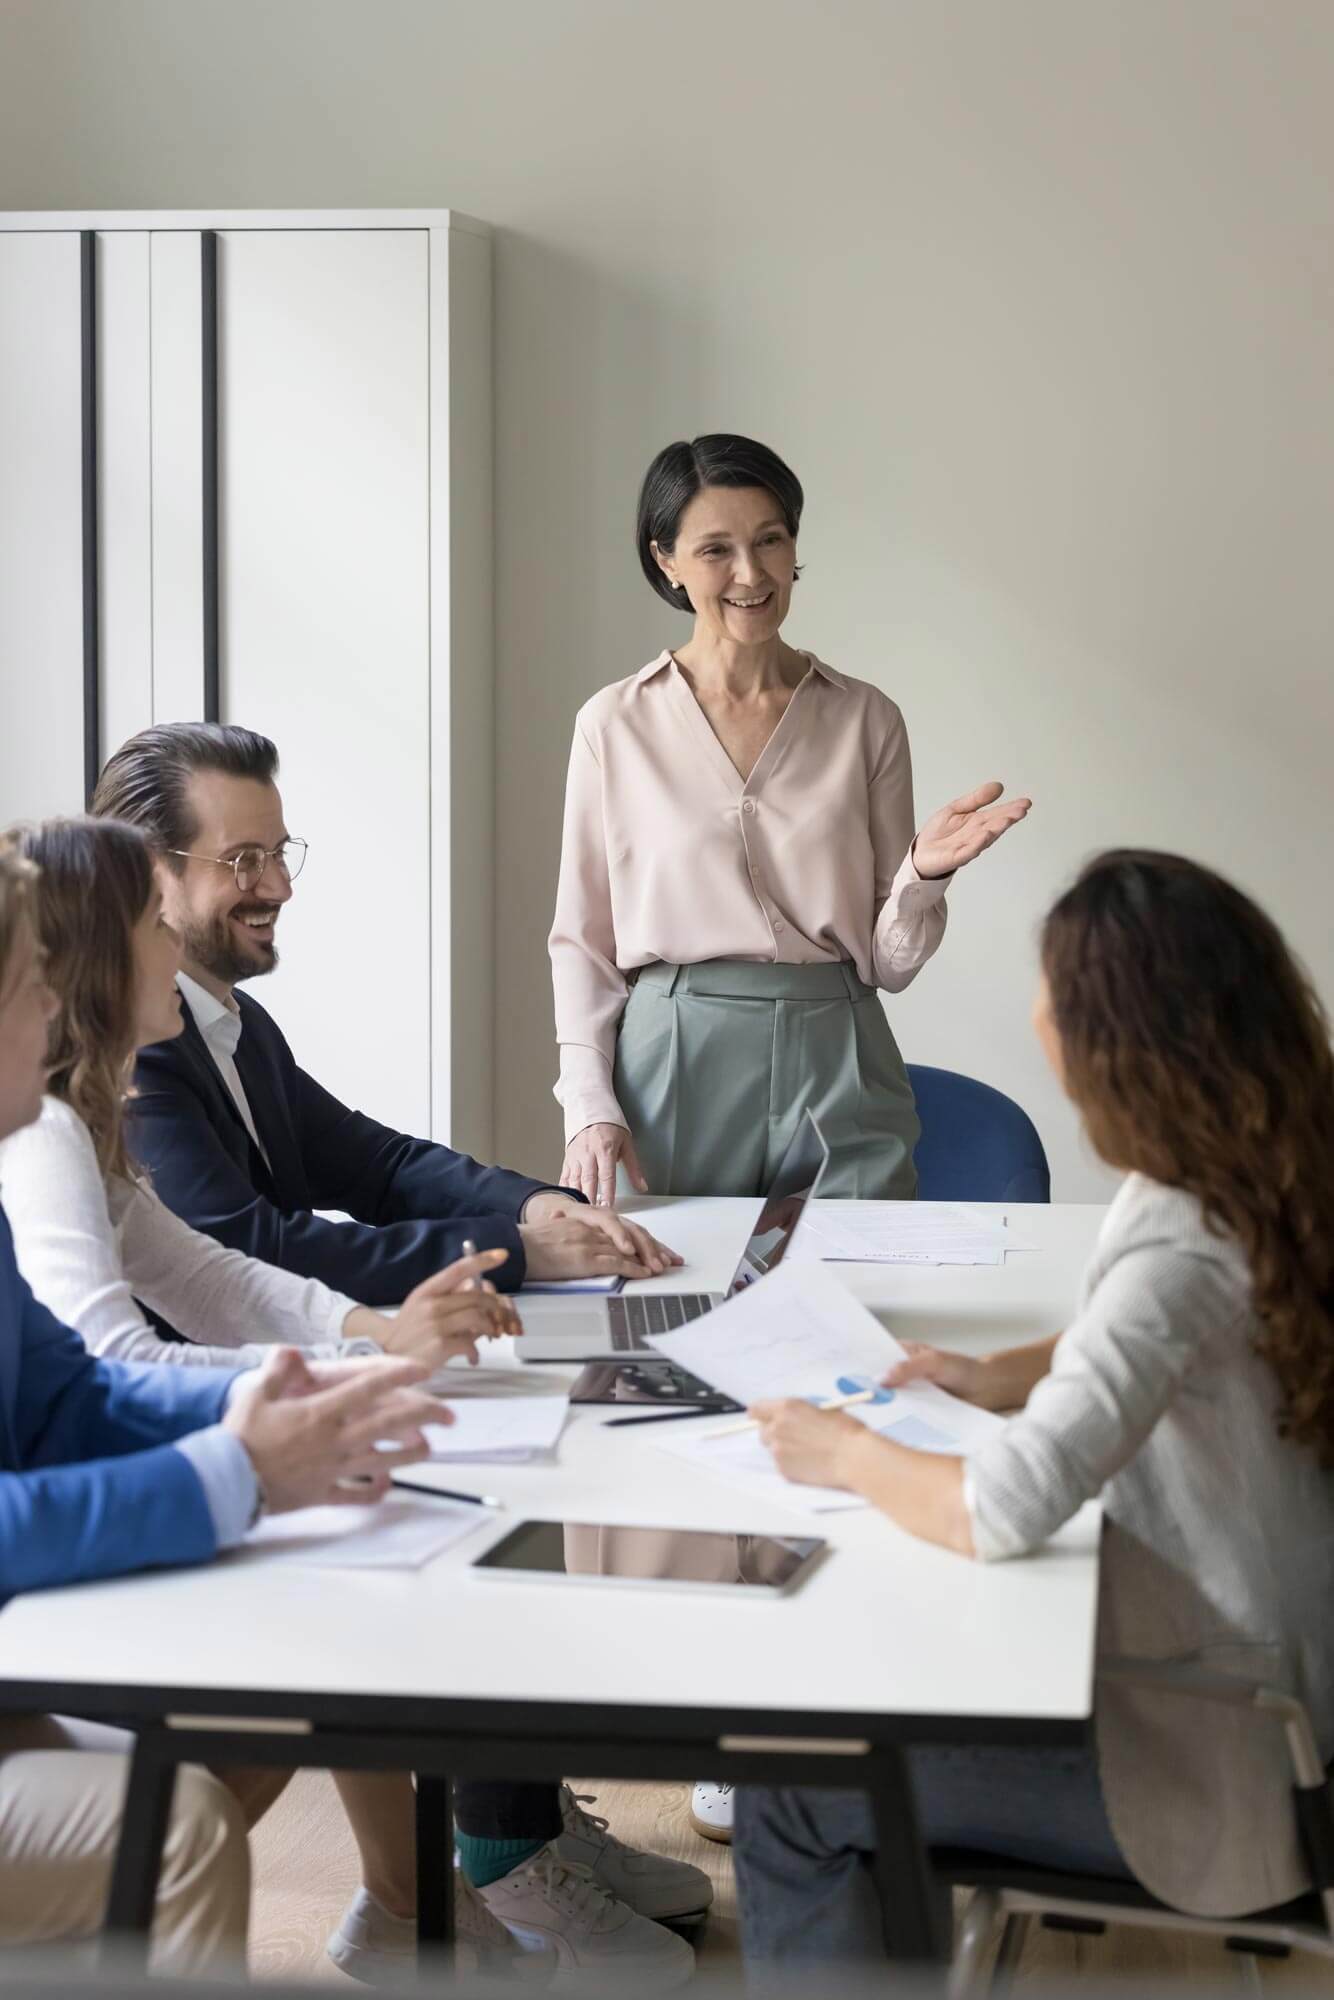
[0,839,450,1970]
[93,722,678,1303]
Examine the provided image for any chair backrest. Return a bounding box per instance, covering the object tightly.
[907,1064,1051,1203]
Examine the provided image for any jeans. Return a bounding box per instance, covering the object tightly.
[735,1743,1133,1971]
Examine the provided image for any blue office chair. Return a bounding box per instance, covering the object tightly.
[906,1064,1051,1203]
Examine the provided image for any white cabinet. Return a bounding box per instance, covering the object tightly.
[0,209,492,1156]
[0,232,85,824]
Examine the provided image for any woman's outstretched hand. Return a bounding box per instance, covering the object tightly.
[913,782,1031,881]
[560,1122,649,1209]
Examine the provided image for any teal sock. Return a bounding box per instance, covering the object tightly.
[455,1832,547,1889]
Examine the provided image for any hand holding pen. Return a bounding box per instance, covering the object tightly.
[460,1238,522,1340]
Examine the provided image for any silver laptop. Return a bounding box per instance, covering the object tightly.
[515,1110,831,1363]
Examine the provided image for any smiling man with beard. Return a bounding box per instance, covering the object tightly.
[91,724,679,1303]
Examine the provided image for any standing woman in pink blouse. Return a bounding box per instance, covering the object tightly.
[549,434,1031,1205]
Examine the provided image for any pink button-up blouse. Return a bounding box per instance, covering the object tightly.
[548,651,949,1140]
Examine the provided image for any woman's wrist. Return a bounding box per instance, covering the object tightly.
[343,1306,387,1346]
[979,1339,1057,1411]
[838,1423,887,1495]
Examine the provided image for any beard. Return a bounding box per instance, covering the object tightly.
[183,906,280,986]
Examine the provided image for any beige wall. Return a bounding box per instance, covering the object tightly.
[4,0,1331,1199]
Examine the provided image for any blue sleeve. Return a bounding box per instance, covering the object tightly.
[13,1272,237,1468]
[0,1212,227,1597]
[0,1447,217,1598]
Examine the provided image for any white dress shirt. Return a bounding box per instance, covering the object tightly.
[177,971,271,1168]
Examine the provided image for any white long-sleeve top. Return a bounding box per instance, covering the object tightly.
[547,653,949,1141]
[0,1096,362,1367]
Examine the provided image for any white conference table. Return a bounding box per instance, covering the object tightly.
[0,1198,1106,1966]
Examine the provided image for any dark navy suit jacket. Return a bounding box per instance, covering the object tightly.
[129,993,562,1303]
[0,1207,232,1602]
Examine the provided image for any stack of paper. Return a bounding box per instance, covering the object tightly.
[242,1494,488,1569]
[422,1394,569,1463]
[796,1202,1012,1266]
[643,1261,1003,1516]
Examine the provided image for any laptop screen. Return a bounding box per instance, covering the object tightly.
[728,1109,831,1292]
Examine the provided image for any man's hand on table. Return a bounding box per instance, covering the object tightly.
[520,1192,682,1281]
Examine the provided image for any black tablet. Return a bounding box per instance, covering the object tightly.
[470,1519,827,1596]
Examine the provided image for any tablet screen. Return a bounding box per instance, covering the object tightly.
[472,1520,826,1594]
[566,1361,741,1411]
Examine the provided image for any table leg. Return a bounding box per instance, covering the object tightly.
[415,1772,456,1958]
[102,1733,178,1965]
[867,1745,950,1966]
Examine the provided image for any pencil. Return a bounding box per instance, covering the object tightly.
[702,1385,877,1441]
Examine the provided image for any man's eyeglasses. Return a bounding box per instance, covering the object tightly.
[167,838,309,893]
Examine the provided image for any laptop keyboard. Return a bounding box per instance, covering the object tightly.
[607,1292,721,1352]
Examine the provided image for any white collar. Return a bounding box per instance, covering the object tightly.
[177,972,242,1054]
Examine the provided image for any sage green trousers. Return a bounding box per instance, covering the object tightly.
[613,959,918,1200]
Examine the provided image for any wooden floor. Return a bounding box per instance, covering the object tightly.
[249,1771,1334,1989]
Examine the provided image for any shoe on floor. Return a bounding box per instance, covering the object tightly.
[478,1843,695,1990]
[327,1879,556,1985]
[555,1784,713,1921]
[689,1782,734,1844]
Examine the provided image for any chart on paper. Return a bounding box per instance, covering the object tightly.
[644,1261,1003,1512]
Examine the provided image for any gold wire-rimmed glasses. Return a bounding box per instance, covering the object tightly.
[166,838,308,893]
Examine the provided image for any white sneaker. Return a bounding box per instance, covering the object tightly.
[555,1784,713,1921]
[327,1880,556,1985]
[478,1844,695,1990]
[689,1782,734,1845]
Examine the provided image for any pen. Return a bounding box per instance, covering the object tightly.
[461,1237,480,1289]
[393,1478,503,1509]
[703,1385,877,1441]
[603,1406,739,1428]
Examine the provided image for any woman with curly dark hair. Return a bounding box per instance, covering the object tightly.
[736,849,1334,1965]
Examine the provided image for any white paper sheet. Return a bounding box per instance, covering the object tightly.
[241,1494,488,1569]
[796,1202,1010,1265]
[653,1400,940,1515]
[643,1261,1002,1513]
[422,1395,569,1462]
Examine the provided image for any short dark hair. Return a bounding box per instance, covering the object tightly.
[91,723,279,866]
[636,434,805,610]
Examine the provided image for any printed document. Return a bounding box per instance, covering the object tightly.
[422,1394,569,1462]
[796,1201,1012,1265]
[645,1261,1002,1515]
[242,1494,488,1569]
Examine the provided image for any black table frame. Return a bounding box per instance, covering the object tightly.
[0,1676,1088,1976]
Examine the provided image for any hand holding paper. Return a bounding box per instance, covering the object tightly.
[748,1397,878,1490]
[644,1261,1003,1515]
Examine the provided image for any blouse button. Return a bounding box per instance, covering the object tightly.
[741,799,756,816]
[773,919,786,934]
